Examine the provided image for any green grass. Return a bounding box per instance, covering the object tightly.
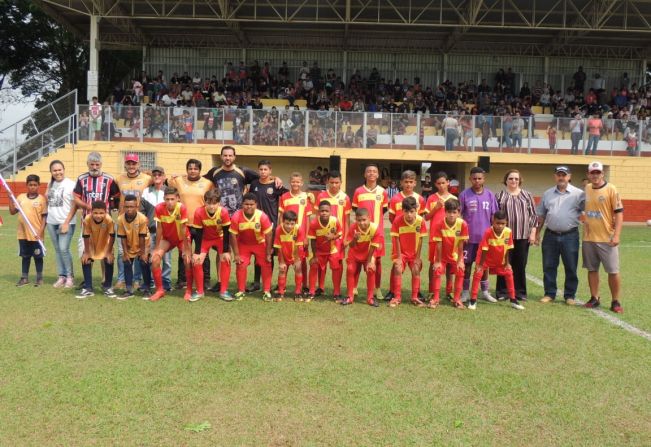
[1,210,650,446]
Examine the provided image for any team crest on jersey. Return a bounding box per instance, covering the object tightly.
[267,187,274,195]
[300,199,306,205]
[330,228,336,234]
[456,231,461,236]
[338,199,344,205]
[416,226,421,232]
[255,222,260,229]
[216,219,222,224]
[598,195,606,202]
[136,181,143,186]
[376,195,381,201]
[100,224,107,229]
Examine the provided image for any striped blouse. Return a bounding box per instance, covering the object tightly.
[496,189,537,240]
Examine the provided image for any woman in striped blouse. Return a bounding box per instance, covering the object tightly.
[495,169,538,301]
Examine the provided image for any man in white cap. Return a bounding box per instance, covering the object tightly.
[535,165,585,305]
[582,161,624,313]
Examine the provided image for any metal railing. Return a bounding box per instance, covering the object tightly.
[0,90,78,177]
[79,103,651,156]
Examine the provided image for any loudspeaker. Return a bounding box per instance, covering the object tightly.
[329,155,341,173]
[478,156,491,173]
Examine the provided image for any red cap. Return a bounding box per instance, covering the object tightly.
[125,153,139,163]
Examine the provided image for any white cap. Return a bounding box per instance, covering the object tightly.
[588,161,603,173]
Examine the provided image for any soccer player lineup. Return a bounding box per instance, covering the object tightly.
[16,145,621,312]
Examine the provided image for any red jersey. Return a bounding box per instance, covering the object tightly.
[425,193,457,237]
[352,184,389,255]
[314,190,352,227]
[279,191,312,228]
[273,225,305,263]
[432,217,469,264]
[154,202,189,245]
[388,191,427,220]
[192,205,231,241]
[345,222,382,262]
[476,227,513,268]
[229,209,273,245]
[307,216,342,256]
[390,214,427,260]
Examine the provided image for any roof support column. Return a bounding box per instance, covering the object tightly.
[87,14,99,102]
[544,56,549,84]
[142,45,147,71]
[442,53,448,81]
[342,51,348,86]
[641,59,647,86]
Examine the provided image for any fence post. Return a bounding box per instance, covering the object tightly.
[363,112,368,149]
[139,106,144,143]
[304,110,309,147]
[415,112,420,150]
[194,107,199,144]
[527,117,532,154]
[248,109,253,145]
[471,115,476,152]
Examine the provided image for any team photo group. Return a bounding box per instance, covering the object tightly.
[11,145,623,313]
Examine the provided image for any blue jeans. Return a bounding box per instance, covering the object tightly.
[585,135,600,154]
[512,133,522,148]
[541,228,580,299]
[47,223,76,278]
[570,133,581,154]
[444,128,457,151]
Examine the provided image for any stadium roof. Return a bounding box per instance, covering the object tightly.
[37,0,651,58]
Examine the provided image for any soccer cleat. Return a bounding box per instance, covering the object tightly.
[340,297,354,306]
[452,300,465,309]
[584,296,600,308]
[482,290,498,303]
[293,293,304,302]
[610,301,623,314]
[233,291,246,301]
[53,277,66,288]
[274,293,285,302]
[220,291,234,302]
[148,290,165,302]
[417,291,425,300]
[467,301,477,310]
[388,298,401,308]
[496,294,507,301]
[518,296,528,302]
[141,290,151,300]
[374,288,384,301]
[383,291,395,301]
[333,294,342,303]
[565,298,576,306]
[175,281,187,289]
[189,292,204,302]
[367,298,380,307]
[540,296,555,304]
[245,282,261,293]
[103,288,117,299]
[315,288,324,297]
[117,291,134,301]
[262,291,273,302]
[445,293,453,302]
[208,282,221,293]
[34,278,44,287]
[75,289,95,299]
[304,294,314,303]
[16,277,29,287]
[461,290,470,303]
[302,286,310,295]
[411,298,426,308]
[511,301,525,310]
[427,299,439,309]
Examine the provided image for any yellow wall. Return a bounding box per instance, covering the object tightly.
[16,142,651,203]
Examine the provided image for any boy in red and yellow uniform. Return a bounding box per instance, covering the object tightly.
[469,210,524,311]
[10,174,47,287]
[279,172,312,289]
[388,197,427,307]
[230,193,274,301]
[191,189,232,301]
[425,172,457,298]
[149,187,192,302]
[307,201,343,301]
[273,210,305,301]
[342,208,383,307]
[352,164,388,299]
[430,199,468,309]
[386,170,426,301]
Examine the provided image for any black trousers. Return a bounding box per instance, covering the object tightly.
[496,238,529,299]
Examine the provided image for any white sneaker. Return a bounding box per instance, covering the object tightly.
[467,302,477,310]
[53,277,66,288]
[374,288,384,301]
[461,290,470,303]
[75,289,94,299]
[482,290,498,303]
[511,301,525,310]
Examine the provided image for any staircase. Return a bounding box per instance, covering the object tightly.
[0,90,78,179]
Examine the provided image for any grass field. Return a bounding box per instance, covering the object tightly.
[1,210,650,446]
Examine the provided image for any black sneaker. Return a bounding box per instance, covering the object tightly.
[315,288,324,297]
[445,293,453,302]
[383,291,394,301]
[245,282,261,293]
[175,281,187,290]
[584,296,600,308]
[16,277,29,287]
[417,291,425,300]
[208,282,221,293]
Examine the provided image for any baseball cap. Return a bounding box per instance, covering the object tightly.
[125,153,139,163]
[588,161,603,173]
[151,166,165,174]
[555,165,571,174]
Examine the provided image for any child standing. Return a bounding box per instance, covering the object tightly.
[76,201,116,298]
[388,197,428,307]
[117,194,151,300]
[191,189,232,301]
[274,211,306,301]
[547,124,557,152]
[342,208,382,307]
[430,199,468,309]
[307,201,343,301]
[10,174,47,287]
[469,210,525,310]
[230,193,274,301]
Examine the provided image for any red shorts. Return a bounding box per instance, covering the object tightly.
[201,238,224,255]
[313,253,343,270]
[428,241,438,263]
[239,243,271,267]
[434,261,464,276]
[159,239,184,253]
[392,256,420,271]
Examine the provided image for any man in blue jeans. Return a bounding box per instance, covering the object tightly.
[534,166,585,305]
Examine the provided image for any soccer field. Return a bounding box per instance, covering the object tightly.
[1,210,650,446]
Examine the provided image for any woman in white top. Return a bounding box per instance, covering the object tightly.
[46,160,77,288]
